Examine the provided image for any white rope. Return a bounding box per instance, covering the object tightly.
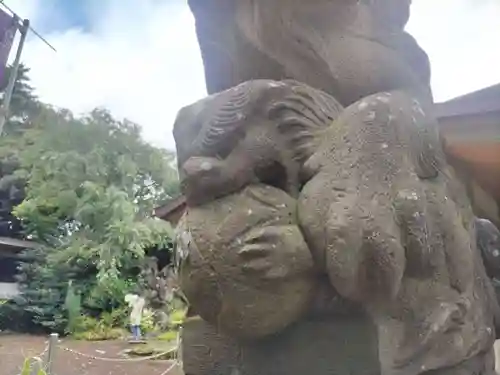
[156,330,182,375]
[23,343,50,365]
[61,345,178,362]
[63,336,181,374]
[157,360,179,375]
[21,346,49,375]
[38,343,49,357]
[56,327,183,375]
[29,356,46,373]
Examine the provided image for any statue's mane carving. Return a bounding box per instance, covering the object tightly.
[194,82,255,158]
[269,80,344,163]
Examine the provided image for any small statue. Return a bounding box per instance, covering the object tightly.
[125,292,146,342]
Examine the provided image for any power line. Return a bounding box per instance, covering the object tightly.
[0,0,57,135]
[0,0,56,52]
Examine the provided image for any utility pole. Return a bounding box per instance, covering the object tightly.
[0,17,28,136]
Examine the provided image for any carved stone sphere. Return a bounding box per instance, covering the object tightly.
[177,184,316,340]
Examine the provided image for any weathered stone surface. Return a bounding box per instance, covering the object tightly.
[182,314,380,375]
[298,90,499,374]
[477,218,500,337]
[172,1,500,375]
[174,79,343,206]
[174,80,500,375]
[177,184,316,339]
[188,0,431,105]
[477,218,500,280]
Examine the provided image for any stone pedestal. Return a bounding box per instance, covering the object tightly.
[182,314,380,375]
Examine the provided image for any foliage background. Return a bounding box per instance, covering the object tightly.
[0,64,179,333]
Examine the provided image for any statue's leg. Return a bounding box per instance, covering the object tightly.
[299,89,498,375]
[422,349,496,375]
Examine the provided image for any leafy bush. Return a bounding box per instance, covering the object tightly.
[0,299,10,330]
[0,298,34,332]
[70,305,158,341]
[85,277,137,313]
[19,357,46,375]
[157,330,178,342]
[64,281,82,334]
[170,308,186,326]
[141,308,156,333]
[71,313,127,341]
[72,326,125,341]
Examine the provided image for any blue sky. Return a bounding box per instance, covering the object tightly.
[4,0,500,149]
[30,0,94,33]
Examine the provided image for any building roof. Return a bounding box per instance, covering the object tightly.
[154,195,186,221]
[436,83,500,206]
[435,83,500,119]
[0,236,37,257]
[0,236,36,250]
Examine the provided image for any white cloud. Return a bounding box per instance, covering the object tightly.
[3,0,500,150]
[7,0,206,150]
[407,0,500,101]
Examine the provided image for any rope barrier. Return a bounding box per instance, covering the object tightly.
[29,356,47,373]
[17,345,50,375]
[61,338,182,374]
[61,345,178,362]
[157,332,181,375]
[33,330,183,375]
[38,343,49,358]
[10,339,182,375]
[157,359,179,375]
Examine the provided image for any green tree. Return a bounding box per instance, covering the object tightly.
[0,63,40,135]
[0,64,40,331]
[10,104,179,331]
[0,63,40,239]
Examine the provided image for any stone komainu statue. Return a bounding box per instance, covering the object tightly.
[172,1,500,374]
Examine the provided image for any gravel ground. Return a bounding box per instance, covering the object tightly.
[0,334,182,375]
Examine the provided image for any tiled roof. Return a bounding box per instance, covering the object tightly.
[154,195,186,220]
[436,83,500,118]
